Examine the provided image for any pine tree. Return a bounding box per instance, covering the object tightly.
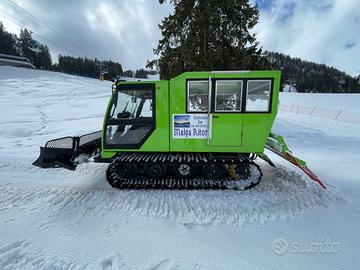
[148,0,270,79]
[40,45,52,69]
[135,69,148,78]
[265,51,360,93]
[123,70,134,78]
[0,21,18,55]
[17,29,35,61]
[56,55,123,79]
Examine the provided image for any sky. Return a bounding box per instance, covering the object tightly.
[0,0,359,75]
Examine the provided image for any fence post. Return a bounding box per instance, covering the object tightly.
[291,104,294,113]
[310,106,316,116]
[335,109,342,120]
[296,105,300,114]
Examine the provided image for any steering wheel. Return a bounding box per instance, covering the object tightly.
[117,111,131,119]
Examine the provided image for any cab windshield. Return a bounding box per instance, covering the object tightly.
[105,84,155,148]
[109,89,152,120]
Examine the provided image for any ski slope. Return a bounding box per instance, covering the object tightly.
[0,66,359,270]
[280,92,360,113]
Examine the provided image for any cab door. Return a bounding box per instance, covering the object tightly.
[210,79,243,147]
[241,79,274,151]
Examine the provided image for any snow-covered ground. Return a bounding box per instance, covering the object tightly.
[0,66,359,269]
[280,92,360,113]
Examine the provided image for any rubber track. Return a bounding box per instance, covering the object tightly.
[106,153,263,190]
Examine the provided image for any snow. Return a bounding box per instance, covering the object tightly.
[147,74,160,80]
[282,84,297,93]
[280,92,360,113]
[0,66,360,269]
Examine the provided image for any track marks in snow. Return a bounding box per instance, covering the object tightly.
[0,162,342,227]
[145,259,176,270]
[0,160,108,179]
[0,240,29,269]
[99,255,125,270]
[0,240,89,270]
[0,239,176,270]
[35,103,49,136]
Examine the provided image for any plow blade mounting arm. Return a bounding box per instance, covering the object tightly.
[261,132,326,189]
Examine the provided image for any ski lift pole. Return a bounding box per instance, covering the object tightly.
[97,60,104,80]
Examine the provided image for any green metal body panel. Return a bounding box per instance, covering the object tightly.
[101,70,280,159]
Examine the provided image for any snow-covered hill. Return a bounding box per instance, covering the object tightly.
[280,92,360,113]
[0,66,359,269]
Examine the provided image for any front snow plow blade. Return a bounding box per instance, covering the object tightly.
[261,132,326,189]
[32,131,102,170]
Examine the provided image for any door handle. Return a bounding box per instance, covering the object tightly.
[212,116,220,119]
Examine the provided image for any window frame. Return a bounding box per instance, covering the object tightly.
[245,79,273,113]
[214,79,243,112]
[186,79,210,113]
[185,77,274,114]
[104,83,156,149]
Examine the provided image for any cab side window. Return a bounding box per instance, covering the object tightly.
[187,80,209,112]
[215,80,243,112]
[246,80,271,112]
